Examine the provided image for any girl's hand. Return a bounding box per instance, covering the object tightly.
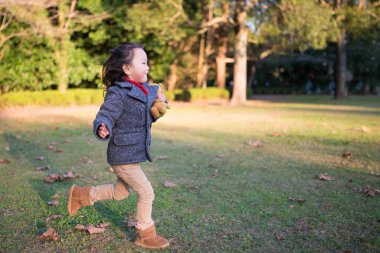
[98,123,110,139]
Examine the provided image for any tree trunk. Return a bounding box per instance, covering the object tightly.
[196,33,205,88]
[55,38,70,93]
[168,61,178,91]
[335,29,347,99]
[216,2,229,89]
[358,0,366,9]
[55,49,69,93]
[216,36,227,89]
[230,0,248,105]
[196,0,214,88]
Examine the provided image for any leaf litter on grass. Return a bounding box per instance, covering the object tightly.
[75,222,110,234]
[246,140,263,148]
[44,171,81,183]
[164,180,177,188]
[39,227,59,241]
[318,174,336,181]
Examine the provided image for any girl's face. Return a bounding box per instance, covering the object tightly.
[123,48,149,83]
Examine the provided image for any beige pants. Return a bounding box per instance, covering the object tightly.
[89,163,155,230]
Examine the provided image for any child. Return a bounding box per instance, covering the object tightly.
[67,42,169,250]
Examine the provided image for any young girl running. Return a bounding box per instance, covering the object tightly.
[67,42,169,250]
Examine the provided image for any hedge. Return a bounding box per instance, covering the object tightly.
[0,89,104,107]
[0,87,230,107]
[166,87,229,102]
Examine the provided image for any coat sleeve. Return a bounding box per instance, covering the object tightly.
[93,86,123,141]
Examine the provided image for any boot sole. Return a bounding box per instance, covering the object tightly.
[134,241,169,250]
[67,184,77,216]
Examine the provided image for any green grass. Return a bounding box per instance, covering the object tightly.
[0,95,379,252]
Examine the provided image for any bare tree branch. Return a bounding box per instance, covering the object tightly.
[198,16,234,34]
[63,0,77,31]
[0,11,13,32]
[0,30,29,48]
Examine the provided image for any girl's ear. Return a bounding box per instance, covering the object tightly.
[122,64,131,75]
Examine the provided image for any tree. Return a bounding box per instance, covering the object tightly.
[121,0,197,90]
[0,0,109,93]
[230,0,250,105]
[228,0,337,105]
[316,0,379,98]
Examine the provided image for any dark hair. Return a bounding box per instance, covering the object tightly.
[102,42,144,89]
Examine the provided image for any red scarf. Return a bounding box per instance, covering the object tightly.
[123,77,148,95]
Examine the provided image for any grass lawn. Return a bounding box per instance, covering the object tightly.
[0,95,379,252]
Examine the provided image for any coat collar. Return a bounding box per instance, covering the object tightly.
[115,81,147,103]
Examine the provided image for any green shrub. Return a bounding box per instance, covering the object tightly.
[0,87,230,107]
[173,88,229,101]
[0,89,104,108]
[189,88,229,100]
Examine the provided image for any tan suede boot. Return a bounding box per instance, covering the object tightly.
[135,225,169,249]
[67,184,92,216]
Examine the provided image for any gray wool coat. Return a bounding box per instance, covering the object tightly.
[93,81,159,166]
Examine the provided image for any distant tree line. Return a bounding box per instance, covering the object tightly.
[0,0,379,103]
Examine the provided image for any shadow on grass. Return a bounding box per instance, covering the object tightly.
[2,118,380,252]
[2,132,136,238]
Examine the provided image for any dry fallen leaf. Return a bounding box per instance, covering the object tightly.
[44,171,80,183]
[39,227,59,241]
[107,167,114,173]
[63,171,81,180]
[75,223,109,234]
[216,154,225,158]
[86,225,106,234]
[80,156,93,165]
[124,216,137,228]
[35,166,50,171]
[47,199,59,206]
[98,222,110,228]
[210,169,219,179]
[4,145,10,151]
[52,193,59,199]
[45,214,62,221]
[153,156,168,161]
[342,152,353,159]
[0,158,10,164]
[246,140,263,148]
[271,132,281,137]
[75,224,87,231]
[35,156,45,160]
[164,180,177,188]
[48,145,56,150]
[44,174,61,183]
[318,174,336,181]
[363,185,380,197]
[209,163,218,168]
[289,205,296,208]
[288,197,305,203]
[274,233,285,241]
